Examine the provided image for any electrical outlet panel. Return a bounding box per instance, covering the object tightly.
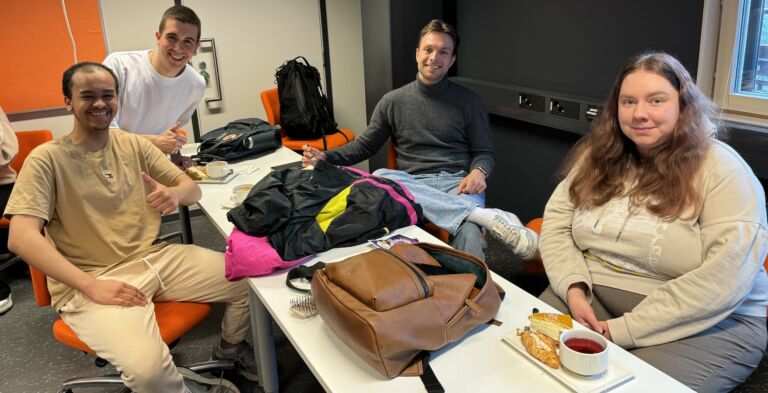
[548,98,580,120]
[585,105,601,122]
[519,93,545,112]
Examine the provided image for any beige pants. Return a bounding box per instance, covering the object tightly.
[59,244,249,393]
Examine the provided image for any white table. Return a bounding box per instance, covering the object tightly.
[185,145,304,237]
[192,146,694,393]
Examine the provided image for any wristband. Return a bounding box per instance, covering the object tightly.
[475,166,489,178]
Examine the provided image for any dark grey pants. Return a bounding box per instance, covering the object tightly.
[539,285,767,393]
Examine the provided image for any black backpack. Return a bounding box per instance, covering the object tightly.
[193,118,282,164]
[275,56,339,144]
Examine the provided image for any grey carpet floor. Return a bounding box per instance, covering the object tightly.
[0,212,766,392]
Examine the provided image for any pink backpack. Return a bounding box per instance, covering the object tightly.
[225,228,308,280]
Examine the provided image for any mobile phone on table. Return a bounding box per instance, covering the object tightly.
[270,161,303,171]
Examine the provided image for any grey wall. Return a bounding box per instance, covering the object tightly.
[361,0,393,171]
[12,0,370,147]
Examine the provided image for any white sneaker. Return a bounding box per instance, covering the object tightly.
[488,209,539,260]
[0,280,11,316]
[178,366,240,393]
[0,294,11,315]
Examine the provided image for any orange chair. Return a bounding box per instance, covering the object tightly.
[386,140,451,243]
[9,130,53,174]
[0,130,53,269]
[260,87,355,152]
[524,217,546,273]
[29,264,232,391]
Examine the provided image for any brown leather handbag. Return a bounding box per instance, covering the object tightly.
[311,242,504,389]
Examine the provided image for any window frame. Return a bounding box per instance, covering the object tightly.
[712,0,768,124]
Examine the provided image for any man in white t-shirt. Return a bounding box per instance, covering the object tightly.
[103,5,206,154]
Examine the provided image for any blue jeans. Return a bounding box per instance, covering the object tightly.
[373,168,487,260]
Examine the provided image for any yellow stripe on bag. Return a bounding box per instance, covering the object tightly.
[316,186,352,232]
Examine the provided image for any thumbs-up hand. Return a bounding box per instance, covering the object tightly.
[141,172,180,215]
[151,122,187,154]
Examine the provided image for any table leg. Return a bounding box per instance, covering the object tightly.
[248,286,279,393]
[178,205,194,244]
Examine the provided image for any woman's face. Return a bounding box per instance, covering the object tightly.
[617,70,680,156]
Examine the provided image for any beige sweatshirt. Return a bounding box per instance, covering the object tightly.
[0,107,18,185]
[541,139,768,349]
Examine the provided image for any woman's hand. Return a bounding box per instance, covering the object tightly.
[597,321,612,341]
[566,283,603,334]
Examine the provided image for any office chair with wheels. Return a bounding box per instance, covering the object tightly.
[0,130,53,272]
[260,87,355,152]
[28,264,234,393]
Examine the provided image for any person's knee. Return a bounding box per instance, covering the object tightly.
[231,279,249,304]
[118,343,176,391]
[372,168,410,181]
[372,168,393,176]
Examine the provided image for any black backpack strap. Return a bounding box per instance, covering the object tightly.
[419,352,445,393]
[286,262,326,293]
[191,152,226,165]
[321,125,328,151]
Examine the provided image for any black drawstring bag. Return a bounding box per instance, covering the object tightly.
[194,118,282,164]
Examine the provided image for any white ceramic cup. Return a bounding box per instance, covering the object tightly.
[559,329,609,376]
[206,161,231,179]
[231,184,254,204]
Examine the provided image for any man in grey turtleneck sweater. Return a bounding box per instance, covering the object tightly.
[302,19,537,261]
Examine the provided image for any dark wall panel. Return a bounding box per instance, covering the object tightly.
[486,115,580,222]
[390,0,445,89]
[456,0,704,101]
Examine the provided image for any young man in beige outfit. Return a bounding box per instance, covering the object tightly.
[5,63,248,393]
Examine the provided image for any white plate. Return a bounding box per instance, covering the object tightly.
[195,170,238,184]
[502,330,635,393]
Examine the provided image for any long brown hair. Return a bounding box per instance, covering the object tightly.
[561,52,722,219]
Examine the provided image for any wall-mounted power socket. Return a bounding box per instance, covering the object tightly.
[548,98,580,120]
[585,105,601,122]
[519,93,545,112]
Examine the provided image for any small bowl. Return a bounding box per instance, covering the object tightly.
[559,329,609,376]
[231,184,254,204]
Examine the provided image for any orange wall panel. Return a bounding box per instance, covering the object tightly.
[0,0,106,113]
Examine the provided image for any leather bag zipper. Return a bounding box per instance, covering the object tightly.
[382,249,429,297]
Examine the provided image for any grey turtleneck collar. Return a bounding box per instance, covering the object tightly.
[415,75,451,96]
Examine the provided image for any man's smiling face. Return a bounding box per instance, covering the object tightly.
[415,31,456,85]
